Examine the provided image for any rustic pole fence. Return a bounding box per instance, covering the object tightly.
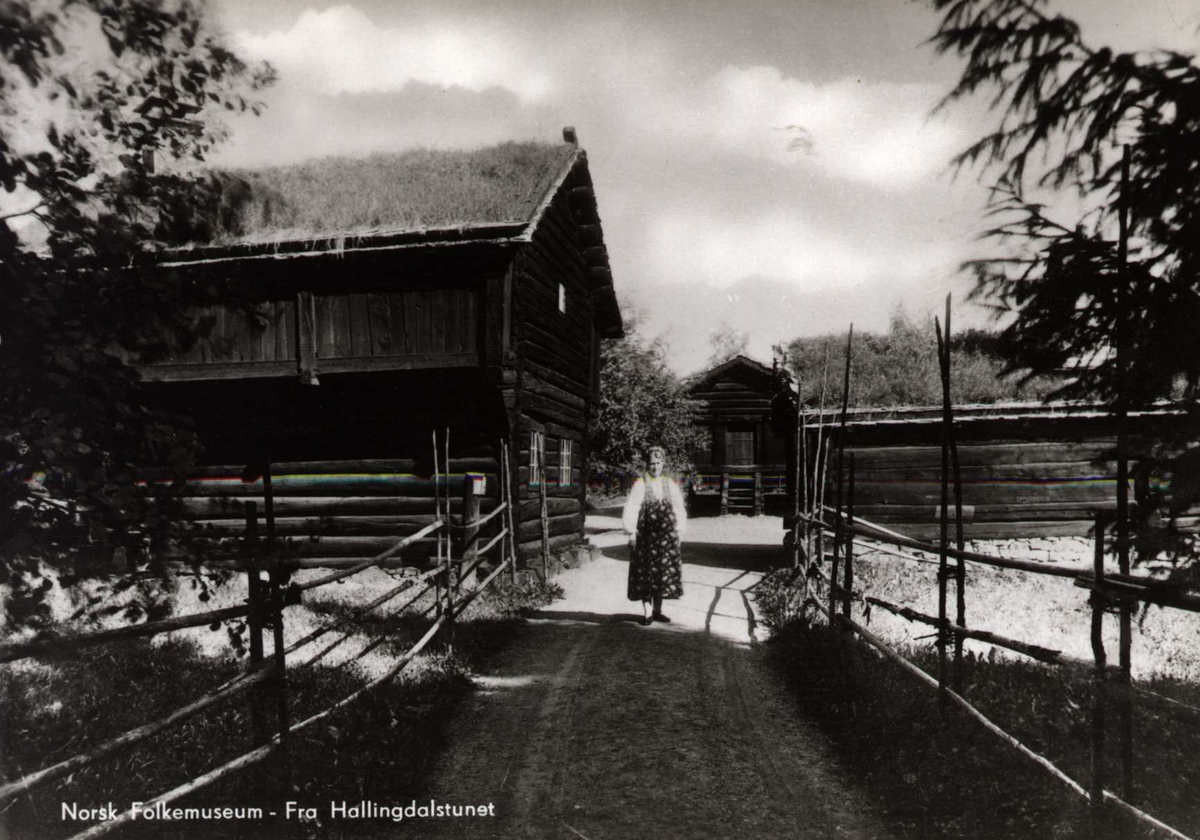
[9,433,520,839]
[807,511,1193,840]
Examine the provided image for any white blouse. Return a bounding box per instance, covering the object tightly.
[622,476,688,538]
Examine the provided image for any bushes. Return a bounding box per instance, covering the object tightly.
[752,565,810,632]
[472,576,564,618]
[783,310,1054,408]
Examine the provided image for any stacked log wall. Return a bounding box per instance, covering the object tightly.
[148,456,503,567]
[510,169,596,556]
[815,412,1198,540]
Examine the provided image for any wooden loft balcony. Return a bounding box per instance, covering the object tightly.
[136,286,481,384]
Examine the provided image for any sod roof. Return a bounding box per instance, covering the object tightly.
[192,141,579,248]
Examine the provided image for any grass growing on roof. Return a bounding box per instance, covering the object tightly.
[198,142,578,247]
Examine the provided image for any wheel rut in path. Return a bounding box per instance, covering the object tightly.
[395,545,892,840]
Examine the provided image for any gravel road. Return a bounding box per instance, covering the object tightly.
[398,516,892,840]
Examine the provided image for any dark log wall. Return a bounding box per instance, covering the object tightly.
[176,299,298,365]
[142,370,514,566]
[313,288,477,359]
[510,168,596,556]
[818,412,1196,540]
[154,456,502,566]
[154,288,478,370]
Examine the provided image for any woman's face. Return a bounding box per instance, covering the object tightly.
[648,450,665,477]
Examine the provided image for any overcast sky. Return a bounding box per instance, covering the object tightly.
[209,0,1200,374]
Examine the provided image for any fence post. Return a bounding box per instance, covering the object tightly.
[503,442,519,584]
[1118,516,1134,798]
[1112,144,1135,799]
[843,456,855,619]
[829,459,843,625]
[831,326,853,628]
[720,472,729,517]
[461,474,482,590]
[243,502,268,747]
[753,470,764,516]
[936,305,952,701]
[1090,514,1108,824]
[794,377,805,570]
[263,461,290,795]
[268,566,290,796]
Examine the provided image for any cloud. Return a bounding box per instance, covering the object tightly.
[643,202,963,292]
[647,65,965,190]
[232,7,966,191]
[235,5,555,102]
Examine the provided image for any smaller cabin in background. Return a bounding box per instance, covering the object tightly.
[686,355,791,515]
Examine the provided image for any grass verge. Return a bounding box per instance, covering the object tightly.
[764,611,1200,839]
[2,575,560,840]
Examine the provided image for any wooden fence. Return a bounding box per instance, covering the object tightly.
[0,433,520,840]
[804,505,1196,840]
[790,299,1197,839]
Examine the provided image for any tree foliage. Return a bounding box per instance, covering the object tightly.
[1,1,273,629]
[927,0,1200,405]
[783,310,1052,409]
[589,312,708,483]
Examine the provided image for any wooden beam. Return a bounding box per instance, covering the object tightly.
[138,360,298,383]
[297,290,318,385]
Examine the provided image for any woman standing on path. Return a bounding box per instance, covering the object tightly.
[623,446,687,625]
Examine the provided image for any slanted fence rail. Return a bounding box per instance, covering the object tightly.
[805,504,1195,840]
[0,434,518,840]
[791,297,1197,840]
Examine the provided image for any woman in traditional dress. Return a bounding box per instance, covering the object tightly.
[622,446,687,625]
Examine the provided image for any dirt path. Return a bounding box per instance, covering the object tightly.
[395,517,891,840]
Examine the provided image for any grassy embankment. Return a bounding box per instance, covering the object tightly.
[3,577,559,840]
[756,563,1200,839]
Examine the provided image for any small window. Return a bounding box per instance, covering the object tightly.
[530,430,544,485]
[559,439,573,486]
[725,430,755,466]
[558,282,566,314]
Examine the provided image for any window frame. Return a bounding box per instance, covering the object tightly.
[530,430,545,486]
[559,438,573,486]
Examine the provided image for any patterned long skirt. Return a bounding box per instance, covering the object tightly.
[627,496,684,601]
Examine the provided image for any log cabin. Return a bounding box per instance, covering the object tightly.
[687,355,792,515]
[133,130,622,569]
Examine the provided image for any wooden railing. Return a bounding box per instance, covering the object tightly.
[802,503,1196,840]
[788,301,1196,839]
[0,435,520,839]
